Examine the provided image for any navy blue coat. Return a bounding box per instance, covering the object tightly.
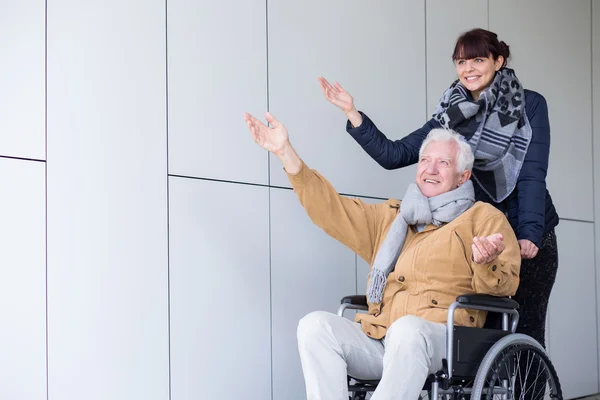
[346,89,559,249]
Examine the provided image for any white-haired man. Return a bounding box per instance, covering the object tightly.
[243,112,521,400]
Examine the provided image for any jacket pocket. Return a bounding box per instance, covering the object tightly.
[453,231,471,268]
[427,292,475,327]
[427,292,452,309]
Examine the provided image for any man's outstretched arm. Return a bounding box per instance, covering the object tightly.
[244,112,384,263]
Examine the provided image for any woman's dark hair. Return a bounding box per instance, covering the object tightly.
[452,28,510,67]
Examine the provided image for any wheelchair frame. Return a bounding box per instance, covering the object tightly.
[337,294,561,400]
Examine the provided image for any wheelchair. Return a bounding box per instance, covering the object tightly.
[337,294,562,400]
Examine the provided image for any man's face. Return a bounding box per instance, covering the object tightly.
[416,140,471,198]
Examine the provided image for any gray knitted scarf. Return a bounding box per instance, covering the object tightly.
[367,180,475,304]
[432,68,532,202]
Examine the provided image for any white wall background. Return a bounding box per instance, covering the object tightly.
[0,1,598,399]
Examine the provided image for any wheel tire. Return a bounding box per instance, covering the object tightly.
[471,334,562,400]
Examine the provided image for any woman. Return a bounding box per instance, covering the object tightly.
[319,28,559,351]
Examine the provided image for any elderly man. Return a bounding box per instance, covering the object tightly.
[243,112,520,400]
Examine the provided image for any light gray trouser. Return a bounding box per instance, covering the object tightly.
[297,311,446,400]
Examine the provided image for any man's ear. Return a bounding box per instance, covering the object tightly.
[458,170,472,186]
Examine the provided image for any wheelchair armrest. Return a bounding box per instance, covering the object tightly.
[340,295,368,307]
[337,295,368,317]
[456,294,519,311]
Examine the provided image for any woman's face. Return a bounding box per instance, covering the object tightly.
[455,54,504,100]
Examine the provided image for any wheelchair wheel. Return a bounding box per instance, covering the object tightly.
[471,334,562,400]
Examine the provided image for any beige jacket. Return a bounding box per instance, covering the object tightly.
[288,162,521,339]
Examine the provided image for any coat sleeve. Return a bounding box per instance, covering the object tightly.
[286,161,387,263]
[470,209,521,297]
[345,112,439,170]
[515,93,551,248]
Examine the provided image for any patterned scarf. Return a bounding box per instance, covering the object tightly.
[432,68,532,202]
[367,181,475,304]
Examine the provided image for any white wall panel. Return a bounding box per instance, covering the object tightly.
[169,178,271,400]
[167,0,268,185]
[548,221,598,399]
[270,187,356,400]
[490,0,593,222]
[425,0,488,115]
[268,0,426,200]
[0,158,46,400]
[0,1,45,160]
[46,2,169,399]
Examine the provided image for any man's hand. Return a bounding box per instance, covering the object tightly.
[472,233,505,264]
[518,239,539,259]
[244,112,289,154]
[244,112,302,174]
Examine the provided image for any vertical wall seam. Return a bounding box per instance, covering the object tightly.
[165,0,173,398]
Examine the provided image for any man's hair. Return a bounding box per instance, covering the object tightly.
[419,128,474,173]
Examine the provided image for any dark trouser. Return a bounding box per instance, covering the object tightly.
[513,229,558,348]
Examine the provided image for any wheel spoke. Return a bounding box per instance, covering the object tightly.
[476,343,561,400]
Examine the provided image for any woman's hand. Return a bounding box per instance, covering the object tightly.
[318,77,355,113]
[318,77,363,127]
[518,239,539,259]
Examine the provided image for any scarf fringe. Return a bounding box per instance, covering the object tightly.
[367,269,387,304]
